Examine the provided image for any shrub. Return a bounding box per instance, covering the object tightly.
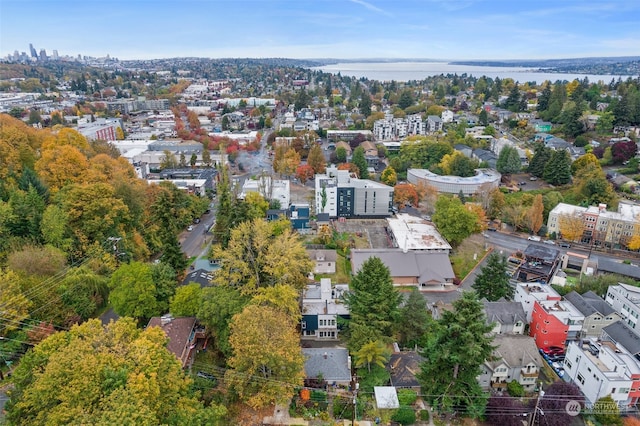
[397,389,418,407]
[507,380,525,398]
[392,406,416,425]
[420,409,431,421]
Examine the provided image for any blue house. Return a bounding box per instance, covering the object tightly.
[266,203,311,232]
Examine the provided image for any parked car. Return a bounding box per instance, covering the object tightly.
[559,242,571,248]
[542,346,565,356]
[187,225,194,231]
[528,235,541,241]
[543,240,556,245]
[530,176,538,181]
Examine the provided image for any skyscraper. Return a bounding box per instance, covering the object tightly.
[29,43,37,58]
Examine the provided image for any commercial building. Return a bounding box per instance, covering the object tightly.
[547,202,640,249]
[407,168,501,197]
[314,166,394,218]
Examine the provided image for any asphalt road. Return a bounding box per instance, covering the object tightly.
[180,209,217,258]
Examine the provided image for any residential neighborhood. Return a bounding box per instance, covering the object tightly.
[1,43,640,426]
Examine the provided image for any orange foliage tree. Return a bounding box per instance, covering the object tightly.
[295,164,315,184]
[394,183,419,208]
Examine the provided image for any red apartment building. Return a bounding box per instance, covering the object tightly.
[530,300,569,349]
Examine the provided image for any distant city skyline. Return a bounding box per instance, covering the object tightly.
[2,0,639,61]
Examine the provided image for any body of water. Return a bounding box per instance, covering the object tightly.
[312,61,637,84]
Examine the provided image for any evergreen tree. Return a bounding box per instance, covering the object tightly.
[543,149,572,185]
[398,90,414,109]
[504,83,521,112]
[528,144,552,178]
[360,92,372,117]
[396,288,432,348]
[496,146,521,175]
[352,146,369,179]
[537,84,552,113]
[472,253,513,301]
[418,291,495,418]
[344,257,401,352]
[213,163,233,247]
[478,109,488,126]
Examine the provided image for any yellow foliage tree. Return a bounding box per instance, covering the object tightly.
[527,194,544,234]
[465,203,488,231]
[35,144,89,193]
[226,305,304,408]
[558,214,585,242]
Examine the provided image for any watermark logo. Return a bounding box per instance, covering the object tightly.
[566,400,581,416]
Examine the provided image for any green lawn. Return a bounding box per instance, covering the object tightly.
[450,234,488,280]
[316,252,352,284]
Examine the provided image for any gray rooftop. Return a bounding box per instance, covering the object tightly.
[523,244,560,263]
[483,301,527,326]
[564,291,615,317]
[302,348,351,383]
[351,249,455,283]
[602,321,640,355]
[598,258,640,280]
[487,334,542,370]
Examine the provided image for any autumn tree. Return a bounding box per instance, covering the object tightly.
[571,153,600,175]
[345,257,400,351]
[394,183,419,208]
[0,269,32,337]
[487,187,505,220]
[418,291,495,418]
[472,253,513,301]
[6,318,226,425]
[306,143,326,174]
[212,219,313,295]
[35,144,89,194]
[502,204,527,231]
[244,191,269,220]
[295,164,315,184]
[380,165,398,186]
[433,196,481,246]
[526,194,544,234]
[573,162,617,207]
[558,214,585,242]
[226,305,304,408]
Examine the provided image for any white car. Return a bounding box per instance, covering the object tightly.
[543,240,556,245]
[187,225,194,231]
[527,235,541,241]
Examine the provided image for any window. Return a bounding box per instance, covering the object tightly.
[565,360,572,369]
[301,321,307,330]
[577,374,585,385]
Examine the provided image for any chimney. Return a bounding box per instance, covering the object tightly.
[323,352,328,359]
[599,203,607,212]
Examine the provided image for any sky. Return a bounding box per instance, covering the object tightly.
[1,0,639,61]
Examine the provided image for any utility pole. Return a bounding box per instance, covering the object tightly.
[528,383,544,426]
[351,373,359,425]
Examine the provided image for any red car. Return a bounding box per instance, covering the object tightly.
[542,346,565,356]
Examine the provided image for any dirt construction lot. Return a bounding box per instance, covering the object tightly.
[333,218,393,249]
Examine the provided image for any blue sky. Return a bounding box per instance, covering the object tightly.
[1,0,639,61]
